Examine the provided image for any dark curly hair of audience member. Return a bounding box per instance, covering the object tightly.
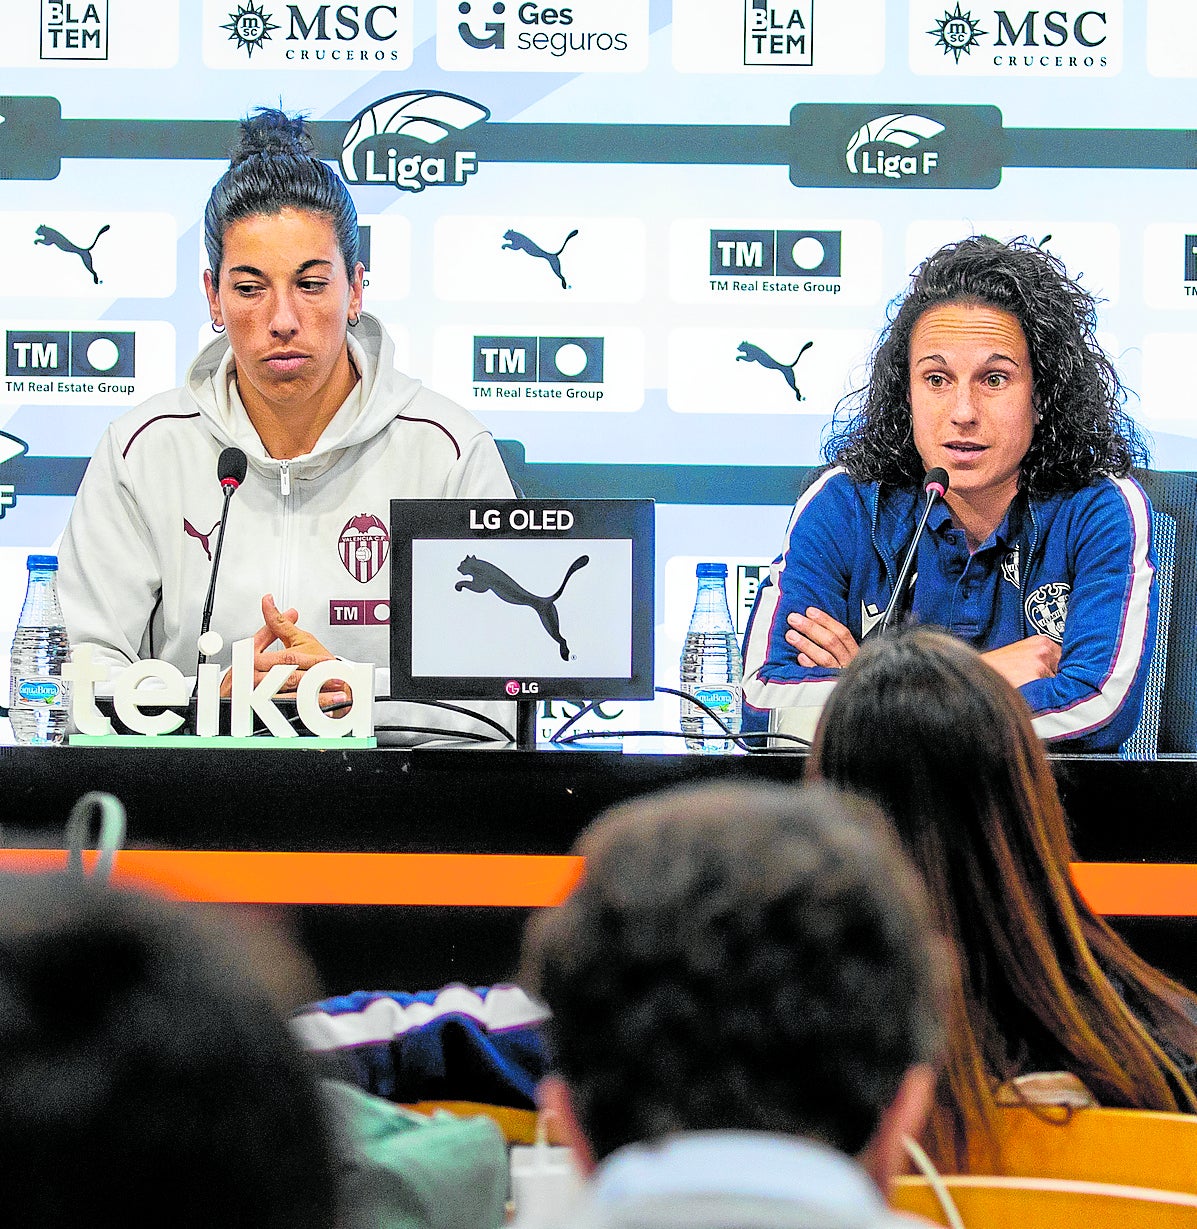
[521,782,945,1163]
[204,107,359,277]
[812,627,1197,1171]
[823,235,1150,497]
[0,873,338,1229]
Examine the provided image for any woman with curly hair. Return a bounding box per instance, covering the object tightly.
[811,626,1197,1170]
[743,235,1155,751]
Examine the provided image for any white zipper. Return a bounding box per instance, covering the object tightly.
[279,459,291,497]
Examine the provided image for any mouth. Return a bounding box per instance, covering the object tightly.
[263,352,310,375]
[943,441,988,461]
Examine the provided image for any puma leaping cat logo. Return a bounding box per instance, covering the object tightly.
[184,517,221,562]
[736,339,814,401]
[455,553,590,661]
[502,228,578,289]
[35,223,110,285]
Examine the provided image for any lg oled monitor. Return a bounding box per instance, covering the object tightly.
[390,498,654,702]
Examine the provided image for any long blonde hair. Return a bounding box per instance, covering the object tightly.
[812,627,1197,1169]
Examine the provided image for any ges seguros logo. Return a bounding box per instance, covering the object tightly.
[452,1,630,58]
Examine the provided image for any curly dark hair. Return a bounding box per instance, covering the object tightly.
[823,235,1150,497]
[204,107,358,277]
[521,782,944,1162]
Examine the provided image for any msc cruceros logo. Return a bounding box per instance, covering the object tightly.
[341,91,489,193]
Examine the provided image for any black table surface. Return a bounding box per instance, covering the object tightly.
[2,745,1194,994]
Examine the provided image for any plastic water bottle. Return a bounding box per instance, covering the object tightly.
[680,562,742,753]
[9,555,71,746]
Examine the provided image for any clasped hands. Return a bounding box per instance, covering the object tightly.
[219,594,351,707]
[786,606,1061,688]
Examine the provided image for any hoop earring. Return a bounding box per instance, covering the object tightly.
[348,314,360,328]
[210,320,225,334]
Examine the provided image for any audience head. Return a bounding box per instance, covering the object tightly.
[203,107,359,278]
[0,873,338,1229]
[812,626,1197,1165]
[522,782,944,1184]
[824,234,1149,496]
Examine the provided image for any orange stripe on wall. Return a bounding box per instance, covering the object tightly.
[0,850,585,907]
[1,851,1195,916]
[1072,862,1197,918]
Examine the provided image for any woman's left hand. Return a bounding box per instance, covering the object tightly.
[784,606,860,669]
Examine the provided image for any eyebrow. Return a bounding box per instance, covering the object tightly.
[227,259,335,277]
[914,351,1021,366]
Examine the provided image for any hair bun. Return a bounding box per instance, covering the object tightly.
[230,108,314,165]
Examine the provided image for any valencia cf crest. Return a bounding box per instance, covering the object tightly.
[339,512,390,584]
[1025,581,1070,643]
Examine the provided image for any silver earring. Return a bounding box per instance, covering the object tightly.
[211,320,225,334]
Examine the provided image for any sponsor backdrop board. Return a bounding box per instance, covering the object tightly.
[0,0,1193,740]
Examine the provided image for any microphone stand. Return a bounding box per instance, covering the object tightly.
[875,474,948,637]
[198,480,236,664]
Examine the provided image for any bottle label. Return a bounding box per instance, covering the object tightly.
[14,677,66,707]
[693,686,735,713]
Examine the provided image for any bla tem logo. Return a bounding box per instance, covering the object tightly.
[41,0,108,60]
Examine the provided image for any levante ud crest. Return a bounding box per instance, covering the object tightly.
[1025,581,1070,643]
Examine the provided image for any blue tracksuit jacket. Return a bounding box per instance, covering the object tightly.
[743,467,1157,752]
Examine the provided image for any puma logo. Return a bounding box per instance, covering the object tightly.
[35,223,110,285]
[502,227,578,290]
[455,553,590,661]
[736,339,814,401]
[184,517,220,562]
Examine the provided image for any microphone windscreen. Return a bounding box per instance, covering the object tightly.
[924,467,949,497]
[218,446,248,488]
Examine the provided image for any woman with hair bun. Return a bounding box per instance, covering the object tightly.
[812,625,1197,1171]
[743,235,1156,752]
[60,109,514,732]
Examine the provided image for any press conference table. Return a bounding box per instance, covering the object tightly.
[1,744,1195,994]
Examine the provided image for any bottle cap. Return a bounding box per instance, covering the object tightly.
[26,554,58,571]
[695,562,728,578]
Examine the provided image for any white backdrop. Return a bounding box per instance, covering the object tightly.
[1,0,1194,739]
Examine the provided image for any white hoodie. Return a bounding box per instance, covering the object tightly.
[59,313,516,741]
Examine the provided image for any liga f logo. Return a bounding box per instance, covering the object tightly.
[339,512,390,584]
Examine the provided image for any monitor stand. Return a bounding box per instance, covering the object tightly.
[515,699,538,751]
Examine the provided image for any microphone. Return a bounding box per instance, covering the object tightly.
[198,447,248,663]
[872,467,950,637]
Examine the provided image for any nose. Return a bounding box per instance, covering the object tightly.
[269,290,300,339]
[948,381,979,424]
